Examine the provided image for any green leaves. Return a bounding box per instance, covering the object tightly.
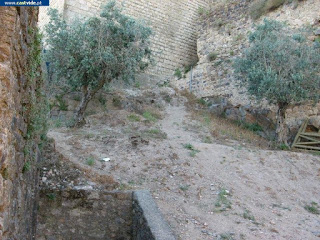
[234,19,320,106]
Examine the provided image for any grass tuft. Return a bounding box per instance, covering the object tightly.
[127,114,141,122]
[215,188,232,212]
[143,111,159,122]
[86,156,95,166]
[304,202,319,215]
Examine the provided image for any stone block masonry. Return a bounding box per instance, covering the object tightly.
[39,0,208,81]
[0,7,43,240]
[36,190,176,240]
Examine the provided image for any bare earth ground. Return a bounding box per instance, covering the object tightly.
[47,88,320,240]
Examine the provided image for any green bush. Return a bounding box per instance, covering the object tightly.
[234,19,320,144]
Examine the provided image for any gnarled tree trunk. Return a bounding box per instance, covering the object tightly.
[73,79,109,128]
[74,85,93,127]
[276,102,289,146]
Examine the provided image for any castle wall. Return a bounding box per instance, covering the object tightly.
[0,7,43,240]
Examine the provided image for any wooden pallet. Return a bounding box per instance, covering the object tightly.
[292,119,320,151]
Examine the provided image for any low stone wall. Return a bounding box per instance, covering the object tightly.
[37,190,133,240]
[36,190,176,240]
[133,191,176,240]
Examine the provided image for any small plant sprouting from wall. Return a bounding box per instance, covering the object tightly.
[208,52,218,62]
[24,26,49,173]
[183,59,198,74]
[22,162,31,173]
[174,68,182,79]
[198,6,210,18]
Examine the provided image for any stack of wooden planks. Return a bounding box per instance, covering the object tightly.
[292,119,320,152]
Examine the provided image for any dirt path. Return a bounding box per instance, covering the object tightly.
[48,91,320,240]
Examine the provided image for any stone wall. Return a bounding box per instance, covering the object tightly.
[133,191,176,240]
[36,190,176,240]
[172,0,320,138]
[37,190,133,240]
[0,7,44,240]
[39,0,208,81]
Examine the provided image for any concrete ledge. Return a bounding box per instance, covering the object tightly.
[133,190,176,240]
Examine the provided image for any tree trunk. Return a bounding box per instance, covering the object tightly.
[276,103,289,146]
[73,85,92,127]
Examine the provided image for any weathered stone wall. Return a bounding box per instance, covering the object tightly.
[37,190,133,240]
[39,0,208,80]
[0,7,43,240]
[36,190,176,240]
[173,0,320,138]
[133,191,176,240]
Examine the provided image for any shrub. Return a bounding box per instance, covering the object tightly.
[234,19,320,145]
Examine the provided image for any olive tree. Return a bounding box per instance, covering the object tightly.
[234,19,320,144]
[44,1,152,126]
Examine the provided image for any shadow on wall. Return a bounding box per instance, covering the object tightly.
[37,189,176,240]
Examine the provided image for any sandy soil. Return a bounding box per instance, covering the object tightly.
[47,89,320,240]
